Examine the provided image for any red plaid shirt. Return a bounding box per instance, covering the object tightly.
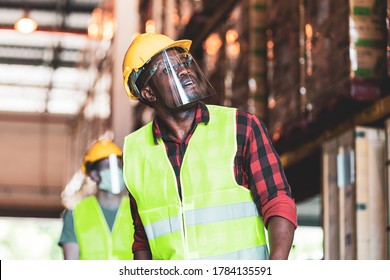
[129,102,297,252]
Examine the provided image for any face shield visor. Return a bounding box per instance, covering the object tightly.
[97,154,125,195]
[133,48,216,108]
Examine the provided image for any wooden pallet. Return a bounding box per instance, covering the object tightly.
[322,126,387,259]
[385,118,390,259]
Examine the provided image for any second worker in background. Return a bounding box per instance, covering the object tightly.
[58,140,134,260]
[121,33,297,260]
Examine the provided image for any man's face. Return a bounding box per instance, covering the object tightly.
[154,50,200,98]
[89,156,125,194]
[141,48,216,109]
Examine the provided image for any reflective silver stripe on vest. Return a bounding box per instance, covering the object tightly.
[185,201,258,226]
[144,215,182,240]
[144,201,259,240]
[196,245,269,260]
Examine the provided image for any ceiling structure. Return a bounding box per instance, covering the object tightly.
[0,0,106,218]
[0,0,102,115]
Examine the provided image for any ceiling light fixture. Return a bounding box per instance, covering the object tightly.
[145,20,156,33]
[14,10,38,34]
[88,7,116,40]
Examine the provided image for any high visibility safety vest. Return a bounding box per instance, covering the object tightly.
[73,195,134,260]
[123,105,269,260]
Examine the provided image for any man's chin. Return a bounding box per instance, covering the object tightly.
[171,101,199,111]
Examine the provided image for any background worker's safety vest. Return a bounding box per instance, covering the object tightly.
[73,195,134,260]
[123,105,268,260]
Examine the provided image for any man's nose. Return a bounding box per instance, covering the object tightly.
[176,63,189,76]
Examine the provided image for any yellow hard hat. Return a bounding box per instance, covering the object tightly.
[81,140,122,174]
[122,32,192,100]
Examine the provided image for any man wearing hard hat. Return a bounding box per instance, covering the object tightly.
[58,140,134,260]
[121,33,297,260]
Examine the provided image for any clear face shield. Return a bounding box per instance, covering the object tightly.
[133,48,216,109]
[97,154,125,195]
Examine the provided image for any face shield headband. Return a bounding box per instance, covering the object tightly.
[131,48,216,108]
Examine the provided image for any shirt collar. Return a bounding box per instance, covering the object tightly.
[151,102,210,144]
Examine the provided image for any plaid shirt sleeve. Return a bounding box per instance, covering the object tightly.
[129,192,151,253]
[235,110,297,229]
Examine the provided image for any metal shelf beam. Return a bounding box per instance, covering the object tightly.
[280,94,390,168]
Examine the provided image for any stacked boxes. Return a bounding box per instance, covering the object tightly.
[303,0,350,123]
[201,0,269,119]
[303,0,387,124]
[388,0,390,85]
[386,118,390,259]
[267,0,387,142]
[348,0,388,99]
[322,126,387,259]
[222,0,268,119]
[224,1,250,110]
[266,0,301,141]
[248,0,268,120]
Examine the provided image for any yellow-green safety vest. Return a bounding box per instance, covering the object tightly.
[73,195,134,260]
[123,104,268,260]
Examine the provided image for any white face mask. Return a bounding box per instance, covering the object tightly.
[98,169,125,194]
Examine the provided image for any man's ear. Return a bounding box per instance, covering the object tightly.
[140,86,156,103]
[89,169,101,184]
